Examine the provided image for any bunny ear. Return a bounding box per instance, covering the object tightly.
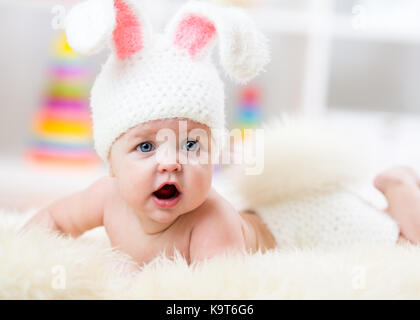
[65,0,151,60]
[65,0,115,55]
[166,2,217,59]
[173,13,217,57]
[166,2,270,84]
[112,0,150,60]
[218,7,270,83]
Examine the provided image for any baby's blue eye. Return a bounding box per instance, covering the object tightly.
[136,142,155,153]
[183,140,200,152]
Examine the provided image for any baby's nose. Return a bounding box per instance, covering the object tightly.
[158,161,182,173]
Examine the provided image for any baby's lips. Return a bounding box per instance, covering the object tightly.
[154,182,182,194]
[152,191,182,209]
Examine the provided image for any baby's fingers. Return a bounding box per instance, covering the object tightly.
[18,210,58,236]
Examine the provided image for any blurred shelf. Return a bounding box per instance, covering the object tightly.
[326,108,420,172]
[250,8,420,44]
[249,8,313,34]
[333,14,420,44]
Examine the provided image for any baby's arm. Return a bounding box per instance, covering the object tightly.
[189,208,246,263]
[20,177,113,238]
[374,166,420,244]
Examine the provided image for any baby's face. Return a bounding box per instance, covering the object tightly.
[109,118,214,225]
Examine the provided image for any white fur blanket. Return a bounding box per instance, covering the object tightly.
[3,117,420,299]
[1,210,420,299]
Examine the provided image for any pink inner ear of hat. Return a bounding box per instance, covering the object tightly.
[113,0,144,60]
[174,14,216,57]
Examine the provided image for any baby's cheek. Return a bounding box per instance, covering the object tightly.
[187,165,213,195]
[117,163,154,205]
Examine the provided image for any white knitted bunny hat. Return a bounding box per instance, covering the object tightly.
[65,0,270,162]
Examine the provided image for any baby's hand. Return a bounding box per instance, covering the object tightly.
[19,209,62,235]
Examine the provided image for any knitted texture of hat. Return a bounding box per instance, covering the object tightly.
[91,46,225,162]
[65,0,270,162]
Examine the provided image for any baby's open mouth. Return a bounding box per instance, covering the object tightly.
[152,183,182,209]
[153,184,180,199]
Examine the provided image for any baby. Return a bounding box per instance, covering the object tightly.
[22,118,276,265]
[21,0,274,265]
[23,1,418,266]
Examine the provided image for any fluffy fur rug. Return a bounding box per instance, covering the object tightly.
[1,209,420,300]
[2,118,420,299]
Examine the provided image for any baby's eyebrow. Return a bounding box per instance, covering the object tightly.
[128,127,158,140]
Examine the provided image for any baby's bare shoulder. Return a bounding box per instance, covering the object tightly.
[193,188,239,224]
[90,176,115,192]
[87,176,120,217]
[89,176,118,200]
[189,188,245,261]
[94,177,124,217]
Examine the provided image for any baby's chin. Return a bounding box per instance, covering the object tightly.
[146,206,195,226]
[146,199,204,224]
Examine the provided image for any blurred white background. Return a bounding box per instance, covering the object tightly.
[0,0,420,210]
